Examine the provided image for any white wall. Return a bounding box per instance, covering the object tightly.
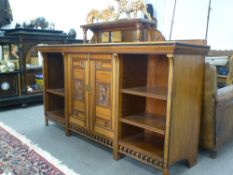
[4,0,233,50]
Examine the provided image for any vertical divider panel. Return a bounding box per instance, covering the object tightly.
[86,54,91,129]
[64,53,69,135]
[42,53,48,125]
[67,54,72,120]
[90,59,96,130]
[112,53,121,159]
[163,55,174,170]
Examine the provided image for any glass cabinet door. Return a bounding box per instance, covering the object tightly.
[0,43,20,98]
[0,44,20,73]
[26,46,43,94]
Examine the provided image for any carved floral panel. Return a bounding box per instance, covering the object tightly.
[74,79,84,101]
[96,83,110,107]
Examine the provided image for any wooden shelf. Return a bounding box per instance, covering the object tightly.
[46,88,64,97]
[47,110,64,118]
[121,113,165,135]
[0,70,21,75]
[27,89,43,94]
[46,110,65,126]
[26,66,42,71]
[121,86,167,100]
[119,132,164,160]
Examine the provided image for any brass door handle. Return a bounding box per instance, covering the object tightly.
[86,85,92,93]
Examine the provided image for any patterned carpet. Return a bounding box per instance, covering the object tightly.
[0,122,78,175]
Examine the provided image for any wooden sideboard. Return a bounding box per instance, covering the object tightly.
[39,42,209,175]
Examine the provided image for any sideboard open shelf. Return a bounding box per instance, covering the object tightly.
[116,53,168,170]
[39,42,209,175]
[43,53,66,127]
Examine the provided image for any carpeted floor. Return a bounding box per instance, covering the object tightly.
[0,122,78,175]
[1,104,233,175]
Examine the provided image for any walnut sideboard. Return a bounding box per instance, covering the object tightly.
[38,42,209,175]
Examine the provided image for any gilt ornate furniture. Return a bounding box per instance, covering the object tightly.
[80,18,162,43]
[39,42,209,175]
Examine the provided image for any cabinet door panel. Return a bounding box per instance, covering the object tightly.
[96,71,112,83]
[0,74,18,97]
[91,60,114,138]
[69,58,88,128]
[73,69,84,79]
[96,106,111,120]
[73,98,85,112]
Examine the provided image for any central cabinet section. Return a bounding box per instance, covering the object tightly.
[68,53,115,147]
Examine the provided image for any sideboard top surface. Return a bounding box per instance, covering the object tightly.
[38,41,210,55]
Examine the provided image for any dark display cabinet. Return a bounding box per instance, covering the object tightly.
[0,28,81,107]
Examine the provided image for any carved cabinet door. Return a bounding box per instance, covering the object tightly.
[69,55,89,128]
[90,59,114,139]
[68,54,115,139]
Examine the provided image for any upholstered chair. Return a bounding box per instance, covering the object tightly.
[200,61,233,157]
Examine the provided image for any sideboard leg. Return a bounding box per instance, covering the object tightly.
[113,149,122,160]
[163,168,169,175]
[187,156,197,168]
[45,118,49,126]
[210,150,217,159]
[65,129,71,136]
[65,128,71,136]
[113,153,120,160]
